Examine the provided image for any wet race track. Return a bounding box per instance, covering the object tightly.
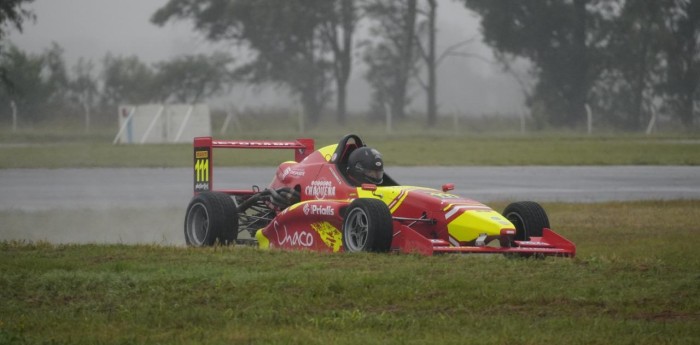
[1,166,699,244]
[2,166,699,210]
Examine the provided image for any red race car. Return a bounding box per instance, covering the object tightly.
[184,134,575,257]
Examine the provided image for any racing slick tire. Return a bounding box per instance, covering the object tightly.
[342,198,393,253]
[503,201,550,242]
[184,192,239,246]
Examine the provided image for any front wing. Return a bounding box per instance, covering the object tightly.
[391,225,576,257]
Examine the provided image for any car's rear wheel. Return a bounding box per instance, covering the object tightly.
[184,192,238,246]
[342,199,393,252]
[503,201,549,242]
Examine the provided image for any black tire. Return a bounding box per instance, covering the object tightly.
[342,199,393,253]
[184,192,238,246]
[503,201,550,242]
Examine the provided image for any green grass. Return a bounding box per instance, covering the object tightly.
[1,118,700,167]
[1,201,699,344]
[1,130,699,168]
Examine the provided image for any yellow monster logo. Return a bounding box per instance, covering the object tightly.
[311,222,342,252]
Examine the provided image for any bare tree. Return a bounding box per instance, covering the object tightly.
[363,0,419,121]
[415,0,437,126]
[322,0,357,124]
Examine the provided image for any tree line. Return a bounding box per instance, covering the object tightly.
[0,43,235,126]
[0,1,236,127]
[465,0,699,130]
[1,0,699,130]
[151,0,443,126]
[152,0,699,130]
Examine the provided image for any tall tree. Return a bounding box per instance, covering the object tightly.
[101,54,157,108]
[43,43,70,113]
[153,0,355,125]
[0,44,72,123]
[1,0,35,87]
[415,0,438,126]
[0,44,46,122]
[322,0,357,124]
[69,58,98,131]
[590,0,666,130]
[463,0,607,127]
[0,0,34,41]
[154,53,235,104]
[363,0,420,121]
[659,0,699,127]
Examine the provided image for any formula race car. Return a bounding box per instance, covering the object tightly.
[184,134,575,257]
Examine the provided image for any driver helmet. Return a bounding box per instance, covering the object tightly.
[347,147,384,185]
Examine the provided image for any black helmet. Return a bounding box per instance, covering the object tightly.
[347,147,384,184]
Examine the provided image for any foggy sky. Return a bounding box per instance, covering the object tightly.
[7,0,526,116]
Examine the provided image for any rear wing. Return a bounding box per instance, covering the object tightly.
[193,136,315,194]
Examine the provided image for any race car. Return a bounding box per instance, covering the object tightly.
[184,134,575,257]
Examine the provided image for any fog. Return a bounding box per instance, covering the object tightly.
[8,0,527,116]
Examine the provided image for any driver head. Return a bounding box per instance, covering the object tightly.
[347,147,384,185]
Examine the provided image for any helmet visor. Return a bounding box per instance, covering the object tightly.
[364,169,384,183]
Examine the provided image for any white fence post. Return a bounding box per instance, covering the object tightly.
[385,103,392,135]
[10,100,17,132]
[646,105,657,135]
[83,101,91,133]
[585,104,593,135]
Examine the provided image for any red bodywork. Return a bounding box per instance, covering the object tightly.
[191,136,575,257]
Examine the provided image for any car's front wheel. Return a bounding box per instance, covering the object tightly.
[342,199,393,253]
[184,192,238,246]
[503,201,550,242]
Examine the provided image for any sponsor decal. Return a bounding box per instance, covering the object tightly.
[491,216,511,226]
[303,203,335,216]
[214,140,299,147]
[195,150,208,159]
[429,192,461,199]
[273,221,314,247]
[194,147,210,192]
[305,179,336,199]
[195,160,209,181]
[311,222,342,252]
[328,166,343,184]
[279,166,305,181]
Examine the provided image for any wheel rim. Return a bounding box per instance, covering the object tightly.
[344,208,369,251]
[505,211,527,240]
[186,202,209,245]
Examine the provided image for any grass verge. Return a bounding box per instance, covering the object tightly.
[1,200,699,344]
[1,135,699,168]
